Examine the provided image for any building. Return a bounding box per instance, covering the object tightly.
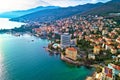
[95,72,103,80]
[104,66,113,80]
[33,28,41,34]
[107,63,120,79]
[41,30,47,36]
[116,37,120,43]
[93,45,101,54]
[116,54,120,62]
[111,48,117,54]
[86,77,93,80]
[61,33,71,48]
[117,44,120,52]
[70,39,76,47]
[65,47,77,61]
[88,53,95,60]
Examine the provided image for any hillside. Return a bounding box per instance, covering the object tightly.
[10,3,103,23]
[81,0,120,16]
[0,6,59,18]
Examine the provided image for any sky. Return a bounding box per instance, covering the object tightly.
[0,0,111,13]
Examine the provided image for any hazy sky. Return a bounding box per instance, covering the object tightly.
[0,0,111,13]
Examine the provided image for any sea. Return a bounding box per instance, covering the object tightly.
[0,18,94,80]
[0,18,25,29]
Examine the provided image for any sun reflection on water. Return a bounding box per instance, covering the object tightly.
[0,38,7,80]
[0,50,5,80]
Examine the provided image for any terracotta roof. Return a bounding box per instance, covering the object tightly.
[117,44,120,49]
[117,37,120,41]
[98,38,102,41]
[66,47,77,51]
[113,65,120,70]
[111,48,116,50]
[94,46,100,49]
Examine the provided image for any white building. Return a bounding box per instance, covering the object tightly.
[61,33,71,48]
[88,53,95,60]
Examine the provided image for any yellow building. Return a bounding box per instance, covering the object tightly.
[111,48,117,54]
[65,47,77,61]
[93,46,101,54]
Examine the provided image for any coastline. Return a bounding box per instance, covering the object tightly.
[60,54,96,80]
[45,46,96,80]
[0,34,94,79]
[0,3,120,79]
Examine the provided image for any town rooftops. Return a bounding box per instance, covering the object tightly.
[110,63,120,70]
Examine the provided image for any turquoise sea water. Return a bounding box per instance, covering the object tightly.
[0,34,94,80]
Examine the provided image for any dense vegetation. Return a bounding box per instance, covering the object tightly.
[81,0,120,16]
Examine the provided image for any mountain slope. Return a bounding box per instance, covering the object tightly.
[81,0,120,16]
[0,6,59,18]
[10,3,104,23]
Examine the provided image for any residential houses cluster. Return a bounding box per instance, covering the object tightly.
[32,15,120,79]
